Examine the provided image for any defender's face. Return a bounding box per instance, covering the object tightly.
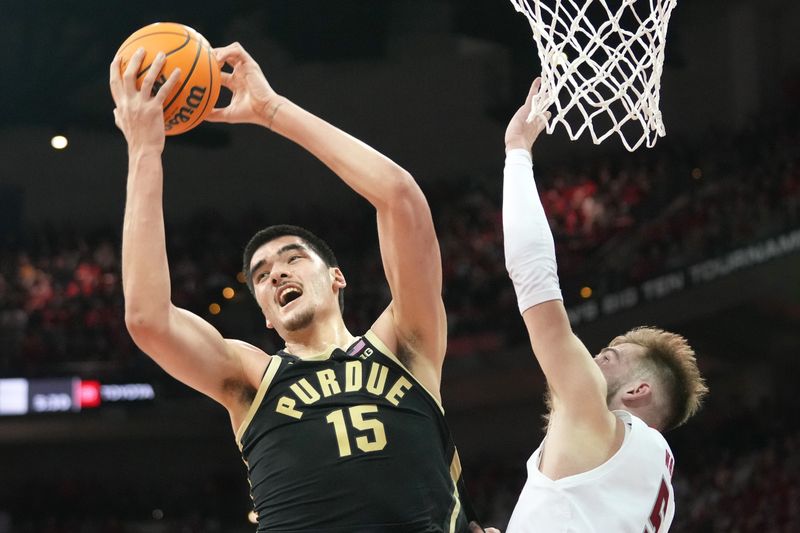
[248,236,340,332]
[594,343,646,399]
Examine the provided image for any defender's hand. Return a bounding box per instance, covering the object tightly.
[109,47,181,153]
[504,77,551,154]
[469,522,501,533]
[206,42,281,127]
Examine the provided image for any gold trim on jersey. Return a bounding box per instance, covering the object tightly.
[293,344,339,361]
[448,486,462,533]
[450,450,463,481]
[236,355,282,449]
[364,330,445,414]
[366,329,462,528]
[447,451,464,532]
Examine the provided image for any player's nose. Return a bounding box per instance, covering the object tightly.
[270,271,290,285]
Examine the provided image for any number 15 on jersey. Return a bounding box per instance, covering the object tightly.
[326,405,387,457]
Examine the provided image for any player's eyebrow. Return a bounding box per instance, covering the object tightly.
[250,259,267,284]
[250,244,308,283]
[600,347,621,360]
[275,243,306,257]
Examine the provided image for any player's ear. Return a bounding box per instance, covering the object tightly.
[331,267,346,290]
[266,318,274,330]
[621,381,651,404]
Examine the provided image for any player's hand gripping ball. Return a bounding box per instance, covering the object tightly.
[116,22,221,135]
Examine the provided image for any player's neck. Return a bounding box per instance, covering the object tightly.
[282,316,356,359]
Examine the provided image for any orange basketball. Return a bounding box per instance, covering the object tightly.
[117,22,221,135]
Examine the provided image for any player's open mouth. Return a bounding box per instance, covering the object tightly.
[277,285,303,307]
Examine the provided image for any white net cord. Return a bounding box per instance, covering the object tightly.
[510,0,678,151]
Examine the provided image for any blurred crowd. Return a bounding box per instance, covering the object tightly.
[1,467,249,533]
[0,234,134,375]
[0,102,798,532]
[1,106,798,375]
[3,385,797,532]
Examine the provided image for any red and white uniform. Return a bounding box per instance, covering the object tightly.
[507,410,676,533]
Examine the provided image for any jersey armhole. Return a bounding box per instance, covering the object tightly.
[364,330,445,414]
[235,355,282,448]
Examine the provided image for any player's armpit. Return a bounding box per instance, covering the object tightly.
[369,305,444,403]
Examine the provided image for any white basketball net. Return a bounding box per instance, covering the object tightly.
[510,0,678,151]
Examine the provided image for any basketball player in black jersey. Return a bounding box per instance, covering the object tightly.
[110,43,475,532]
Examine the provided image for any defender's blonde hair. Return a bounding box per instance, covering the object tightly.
[610,326,708,431]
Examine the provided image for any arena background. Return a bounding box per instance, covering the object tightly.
[1,0,798,531]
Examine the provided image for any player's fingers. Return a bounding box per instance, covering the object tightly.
[530,77,542,96]
[525,77,542,108]
[140,51,166,98]
[109,55,123,101]
[524,104,547,125]
[204,107,229,123]
[154,67,181,104]
[123,47,146,90]
[526,109,549,127]
[213,42,250,67]
[538,110,551,126]
[219,71,233,88]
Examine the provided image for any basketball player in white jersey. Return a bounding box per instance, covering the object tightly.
[500,79,708,533]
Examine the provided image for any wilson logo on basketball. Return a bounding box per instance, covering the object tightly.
[165,86,207,130]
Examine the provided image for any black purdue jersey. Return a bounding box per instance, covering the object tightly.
[236,331,473,533]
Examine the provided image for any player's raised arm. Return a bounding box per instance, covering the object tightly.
[503,79,615,433]
[111,49,266,411]
[208,43,446,392]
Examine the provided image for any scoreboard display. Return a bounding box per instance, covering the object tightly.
[0,377,154,416]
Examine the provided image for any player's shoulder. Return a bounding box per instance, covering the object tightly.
[369,306,400,354]
[225,338,271,356]
[224,338,272,387]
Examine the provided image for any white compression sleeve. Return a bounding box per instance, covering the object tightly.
[503,148,563,314]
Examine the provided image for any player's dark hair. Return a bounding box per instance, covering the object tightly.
[242,225,344,313]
